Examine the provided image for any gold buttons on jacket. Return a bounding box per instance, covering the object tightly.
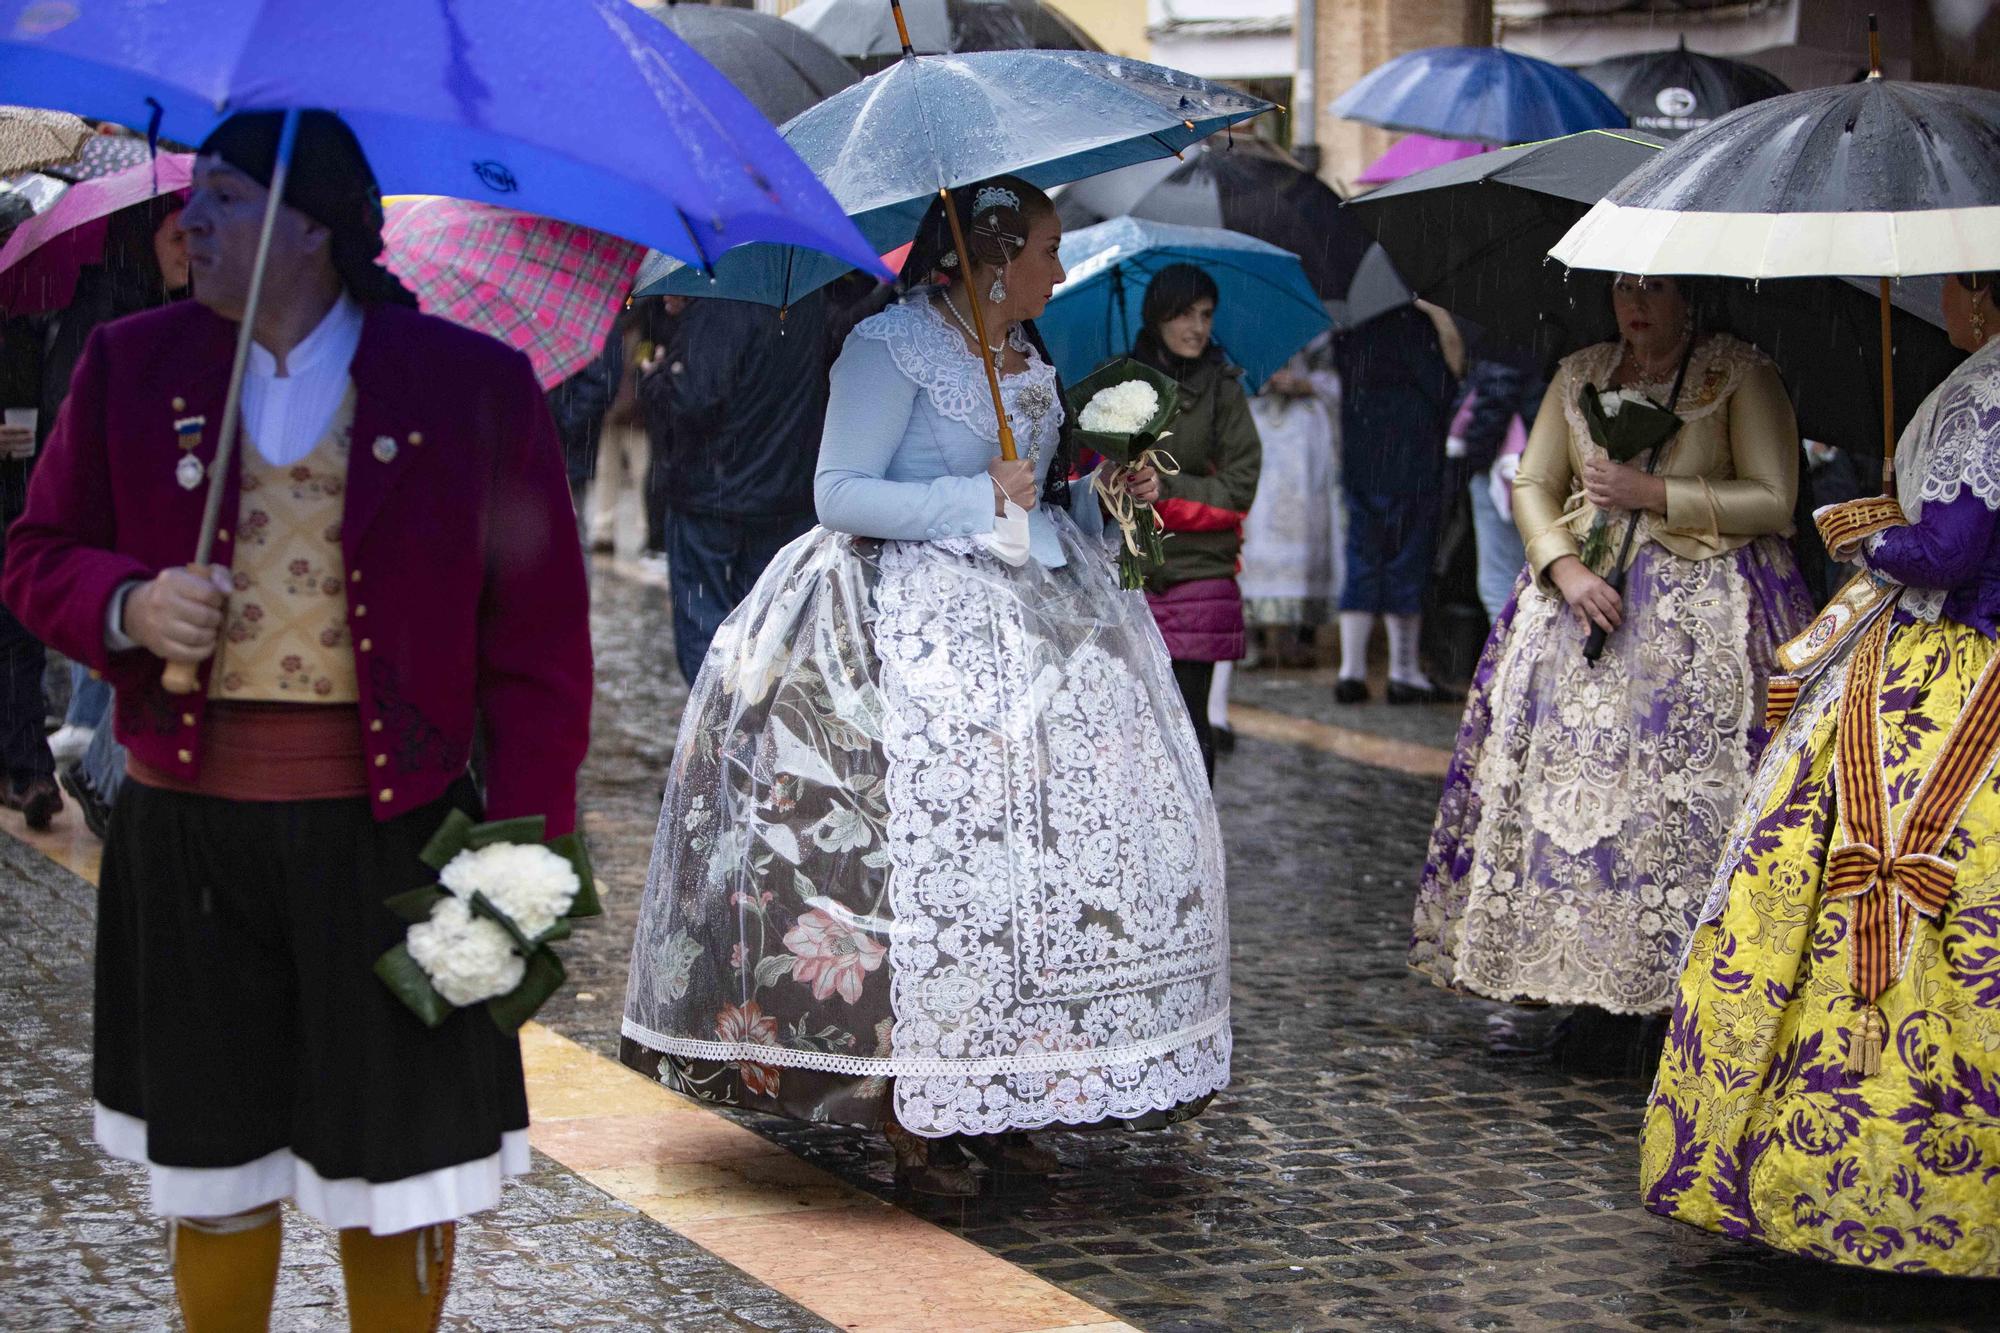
[350,569,362,584]
[359,638,372,653]
[370,719,383,733]
[378,788,394,803]
[181,713,196,727]
[216,529,230,543]
[172,396,187,412]
[177,749,192,764]
[353,604,366,618]
[375,754,387,768]
[407,431,423,446]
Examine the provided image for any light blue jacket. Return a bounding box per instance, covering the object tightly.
[814,299,1104,567]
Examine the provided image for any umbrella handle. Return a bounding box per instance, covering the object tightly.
[890,0,916,59]
[1878,277,1896,497]
[937,188,1020,463]
[162,108,301,695]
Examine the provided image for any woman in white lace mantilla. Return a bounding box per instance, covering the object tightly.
[621,178,1231,1195]
[1410,275,1814,1053]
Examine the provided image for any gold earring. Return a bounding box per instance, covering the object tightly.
[1975,301,1989,348]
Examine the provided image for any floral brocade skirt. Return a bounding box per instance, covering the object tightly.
[620,515,1231,1138]
[1642,611,2000,1276]
[1410,537,1813,1014]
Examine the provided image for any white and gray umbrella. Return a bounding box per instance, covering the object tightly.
[1552,56,2000,479]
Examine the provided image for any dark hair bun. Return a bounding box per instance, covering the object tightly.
[900,177,1045,287]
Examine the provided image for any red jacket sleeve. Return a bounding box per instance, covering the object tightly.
[0,325,156,675]
[476,353,593,836]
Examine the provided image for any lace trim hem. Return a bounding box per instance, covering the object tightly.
[623,1009,1232,1079]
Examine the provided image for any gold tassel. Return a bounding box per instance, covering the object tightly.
[1846,1004,1886,1078]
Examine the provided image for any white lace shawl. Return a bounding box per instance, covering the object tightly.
[1894,335,2000,523]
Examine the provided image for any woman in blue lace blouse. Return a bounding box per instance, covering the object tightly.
[623,179,1233,1198]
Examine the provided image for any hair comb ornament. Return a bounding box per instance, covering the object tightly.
[972,185,1021,216]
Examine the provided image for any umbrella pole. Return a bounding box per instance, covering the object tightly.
[939,187,1020,462]
[161,107,302,695]
[1878,278,1896,495]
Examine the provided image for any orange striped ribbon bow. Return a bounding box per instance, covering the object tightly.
[1828,612,2000,1074]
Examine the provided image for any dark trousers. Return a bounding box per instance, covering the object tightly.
[665,510,812,687]
[1340,485,1443,616]
[0,601,51,785]
[1171,659,1216,785]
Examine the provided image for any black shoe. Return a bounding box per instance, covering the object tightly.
[57,763,110,840]
[1212,725,1235,755]
[2,774,63,831]
[1334,678,1369,705]
[1386,679,1464,706]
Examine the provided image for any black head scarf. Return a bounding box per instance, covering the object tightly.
[197,110,415,307]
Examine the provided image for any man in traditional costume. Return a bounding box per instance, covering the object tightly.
[2,111,590,1329]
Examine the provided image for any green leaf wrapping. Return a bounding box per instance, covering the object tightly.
[374,943,454,1028]
[1065,359,1182,463]
[384,885,447,925]
[486,949,566,1034]
[1578,383,1682,464]
[546,832,601,919]
[465,815,547,852]
[417,809,478,872]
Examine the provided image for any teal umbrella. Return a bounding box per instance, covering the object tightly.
[1036,217,1327,390]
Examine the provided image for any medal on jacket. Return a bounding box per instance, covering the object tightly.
[173,416,206,491]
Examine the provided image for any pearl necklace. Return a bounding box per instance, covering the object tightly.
[1621,336,1688,384]
[941,291,1006,368]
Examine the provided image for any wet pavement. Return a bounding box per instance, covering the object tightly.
[3,561,1994,1330]
[550,565,1996,1333]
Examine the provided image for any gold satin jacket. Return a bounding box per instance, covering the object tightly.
[1514,333,1799,583]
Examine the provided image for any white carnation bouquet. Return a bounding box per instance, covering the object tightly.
[1067,359,1181,590]
[375,811,600,1031]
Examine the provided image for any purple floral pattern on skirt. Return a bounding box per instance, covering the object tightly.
[1410,537,1813,1014]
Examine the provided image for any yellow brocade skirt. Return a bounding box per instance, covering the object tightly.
[1641,611,2000,1276]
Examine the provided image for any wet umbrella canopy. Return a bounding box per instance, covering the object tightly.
[639,49,1272,307]
[1055,138,1390,313]
[44,133,158,183]
[639,1,855,125]
[1037,217,1329,390]
[1580,39,1789,140]
[788,0,1098,75]
[1348,129,1964,458]
[1553,78,2000,278]
[1332,45,1625,147]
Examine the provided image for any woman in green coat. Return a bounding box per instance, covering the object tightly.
[1130,265,1263,779]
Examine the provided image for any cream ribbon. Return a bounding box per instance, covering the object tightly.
[1092,447,1181,558]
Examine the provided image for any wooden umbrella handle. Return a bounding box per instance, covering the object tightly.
[158,563,214,696]
[938,188,1019,462]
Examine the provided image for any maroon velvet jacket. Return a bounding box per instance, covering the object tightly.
[2,301,592,832]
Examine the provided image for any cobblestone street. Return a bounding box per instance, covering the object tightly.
[3,562,1995,1330]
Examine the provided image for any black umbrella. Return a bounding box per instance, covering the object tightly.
[1058,138,1397,322]
[1580,38,1789,139]
[1346,128,1965,457]
[640,2,856,125]
[787,0,1098,77]
[1552,54,2000,477]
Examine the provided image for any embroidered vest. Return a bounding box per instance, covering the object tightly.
[211,387,359,703]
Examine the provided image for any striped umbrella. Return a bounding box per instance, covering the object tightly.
[381,197,645,390]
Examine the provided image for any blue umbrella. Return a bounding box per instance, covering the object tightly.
[1037,218,1328,391]
[1332,46,1625,147]
[638,46,1273,305]
[0,0,885,273]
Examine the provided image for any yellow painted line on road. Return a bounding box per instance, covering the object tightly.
[1230,703,1453,779]
[2,805,1136,1333]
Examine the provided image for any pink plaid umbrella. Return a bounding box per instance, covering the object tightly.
[381,198,645,390]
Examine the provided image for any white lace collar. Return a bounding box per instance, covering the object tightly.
[1896,335,2000,522]
[855,297,1064,462]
